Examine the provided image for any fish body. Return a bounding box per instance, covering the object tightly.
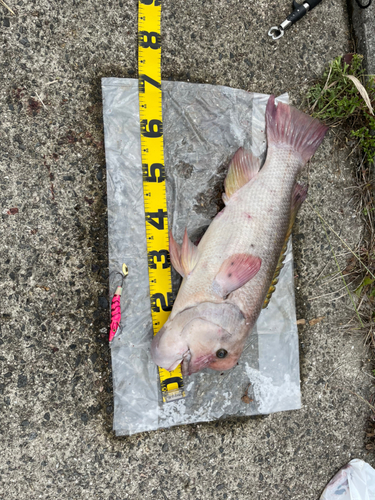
[151,96,328,376]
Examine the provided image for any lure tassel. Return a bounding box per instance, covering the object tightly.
[109,286,122,342]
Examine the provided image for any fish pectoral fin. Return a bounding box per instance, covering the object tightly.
[224,148,261,200]
[213,253,261,298]
[169,230,184,277]
[180,228,199,276]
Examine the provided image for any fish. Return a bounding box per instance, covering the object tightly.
[151,95,328,376]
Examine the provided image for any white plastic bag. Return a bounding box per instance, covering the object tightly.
[320,459,375,500]
[103,78,301,435]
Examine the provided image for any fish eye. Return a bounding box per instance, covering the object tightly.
[216,349,228,359]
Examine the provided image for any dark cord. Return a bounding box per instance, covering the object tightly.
[354,0,372,8]
[109,269,127,287]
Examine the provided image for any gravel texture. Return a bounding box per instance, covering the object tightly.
[1,0,374,499]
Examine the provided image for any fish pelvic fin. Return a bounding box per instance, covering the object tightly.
[224,148,261,200]
[180,228,199,276]
[169,229,199,277]
[262,182,308,309]
[265,95,328,164]
[213,253,261,298]
[169,230,184,277]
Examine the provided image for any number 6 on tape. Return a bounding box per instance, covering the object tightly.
[138,0,186,403]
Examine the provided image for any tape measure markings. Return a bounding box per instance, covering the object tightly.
[138,0,186,403]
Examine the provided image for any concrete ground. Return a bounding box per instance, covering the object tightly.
[350,0,375,75]
[1,0,374,499]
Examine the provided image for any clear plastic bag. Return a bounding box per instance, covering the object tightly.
[320,459,375,500]
[102,78,301,436]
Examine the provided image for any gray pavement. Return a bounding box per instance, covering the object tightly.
[1,0,374,499]
[350,0,375,74]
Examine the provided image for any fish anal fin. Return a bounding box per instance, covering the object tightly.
[213,253,261,298]
[180,228,199,276]
[224,148,261,200]
[291,183,308,220]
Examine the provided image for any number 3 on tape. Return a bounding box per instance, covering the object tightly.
[138,0,186,403]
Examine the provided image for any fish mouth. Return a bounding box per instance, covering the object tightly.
[166,348,191,373]
[166,359,182,372]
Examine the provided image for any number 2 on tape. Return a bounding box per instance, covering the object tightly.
[138,0,186,403]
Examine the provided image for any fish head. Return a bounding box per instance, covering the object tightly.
[151,304,246,375]
[180,318,244,375]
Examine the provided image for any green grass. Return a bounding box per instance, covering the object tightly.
[307,55,375,328]
[307,54,375,163]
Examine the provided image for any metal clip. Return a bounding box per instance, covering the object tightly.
[268,0,321,40]
[268,19,292,40]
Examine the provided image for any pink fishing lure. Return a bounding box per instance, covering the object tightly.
[109,286,122,342]
[109,264,128,342]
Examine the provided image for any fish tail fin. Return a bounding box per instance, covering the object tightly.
[265,95,328,163]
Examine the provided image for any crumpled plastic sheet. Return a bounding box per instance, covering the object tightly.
[102,78,301,436]
[320,459,375,500]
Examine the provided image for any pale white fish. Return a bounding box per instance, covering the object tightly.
[151,95,328,376]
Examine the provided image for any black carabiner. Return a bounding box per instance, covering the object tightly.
[268,0,324,40]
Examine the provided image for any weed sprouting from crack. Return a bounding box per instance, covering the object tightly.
[307,54,375,161]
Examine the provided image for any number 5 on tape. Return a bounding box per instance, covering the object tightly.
[138,0,186,403]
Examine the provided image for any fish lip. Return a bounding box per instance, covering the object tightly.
[166,359,182,372]
[166,348,191,373]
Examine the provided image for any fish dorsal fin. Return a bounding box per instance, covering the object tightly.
[169,229,199,277]
[262,243,288,309]
[262,183,308,309]
[180,229,199,276]
[224,148,261,200]
[213,253,262,298]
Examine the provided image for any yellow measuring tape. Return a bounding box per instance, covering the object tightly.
[138,0,186,403]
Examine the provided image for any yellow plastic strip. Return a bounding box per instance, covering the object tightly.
[138,0,185,403]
